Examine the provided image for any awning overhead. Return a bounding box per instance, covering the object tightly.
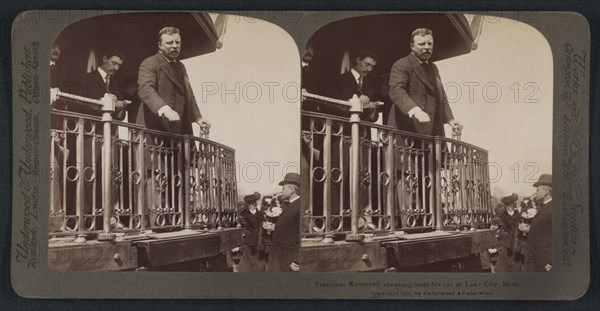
[307,13,477,81]
[54,12,219,89]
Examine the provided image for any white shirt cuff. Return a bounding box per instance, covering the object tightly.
[408,106,423,118]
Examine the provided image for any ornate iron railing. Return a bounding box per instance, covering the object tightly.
[301,92,492,239]
[49,91,238,241]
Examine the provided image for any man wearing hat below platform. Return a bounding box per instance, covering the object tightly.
[268,173,301,272]
[525,174,553,272]
[495,193,522,272]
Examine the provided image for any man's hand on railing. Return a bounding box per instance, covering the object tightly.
[196,118,211,135]
[358,95,370,106]
[50,87,59,103]
[448,119,463,131]
[115,100,132,109]
[413,110,431,123]
[290,261,300,272]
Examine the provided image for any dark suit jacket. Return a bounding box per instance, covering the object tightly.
[239,208,264,251]
[388,53,454,136]
[54,70,125,120]
[50,62,63,88]
[136,52,202,135]
[56,69,125,120]
[525,200,552,271]
[268,198,300,272]
[301,64,317,94]
[313,71,379,121]
[331,71,377,101]
[499,211,520,249]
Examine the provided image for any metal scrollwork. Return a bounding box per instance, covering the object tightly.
[112,165,123,188]
[198,174,209,191]
[360,167,371,189]
[154,169,168,192]
[451,175,461,193]
[404,171,418,193]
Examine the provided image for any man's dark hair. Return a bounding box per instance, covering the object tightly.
[355,49,378,63]
[158,26,181,43]
[101,48,124,61]
[410,28,433,44]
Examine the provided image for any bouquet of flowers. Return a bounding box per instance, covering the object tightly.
[518,206,537,235]
[257,194,282,258]
[513,198,536,258]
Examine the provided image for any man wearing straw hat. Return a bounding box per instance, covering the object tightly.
[524,174,553,272]
[268,173,301,272]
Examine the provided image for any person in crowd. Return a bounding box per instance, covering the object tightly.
[268,173,301,272]
[513,197,535,269]
[235,192,267,272]
[494,193,522,272]
[524,174,552,272]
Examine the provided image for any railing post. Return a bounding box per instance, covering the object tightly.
[98,94,116,241]
[136,129,146,233]
[385,131,395,233]
[216,149,224,230]
[183,136,192,229]
[74,117,85,243]
[434,137,443,231]
[346,95,364,241]
[323,120,332,234]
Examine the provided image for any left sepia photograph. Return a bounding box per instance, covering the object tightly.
[47,12,301,272]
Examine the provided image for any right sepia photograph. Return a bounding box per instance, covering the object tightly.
[299,13,553,273]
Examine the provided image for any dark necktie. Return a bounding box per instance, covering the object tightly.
[421,62,433,75]
[170,61,184,84]
[357,75,363,91]
[104,75,110,89]
[170,61,181,74]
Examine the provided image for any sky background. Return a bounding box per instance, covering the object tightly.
[180,14,552,201]
[183,16,300,199]
[436,16,553,200]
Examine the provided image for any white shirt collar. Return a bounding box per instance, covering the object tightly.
[50,61,56,67]
[160,52,177,63]
[350,68,362,83]
[97,67,109,81]
[301,61,309,68]
[289,196,300,203]
[411,52,429,65]
[543,197,552,205]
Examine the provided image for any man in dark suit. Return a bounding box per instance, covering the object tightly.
[325,49,380,121]
[59,48,126,222]
[72,48,128,120]
[388,28,462,136]
[387,29,465,229]
[301,45,317,94]
[268,173,301,272]
[136,26,210,135]
[136,27,212,226]
[301,50,383,230]
[49,43,63,88]
[525,174,552,272]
